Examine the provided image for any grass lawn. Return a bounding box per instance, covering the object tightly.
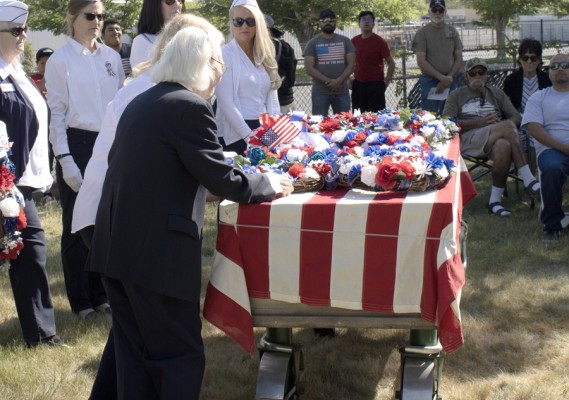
[0,174,568,399]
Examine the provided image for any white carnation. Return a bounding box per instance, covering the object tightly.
[286,149,307,163]
[330,130,347,143]
[0,197,20,218]
[434,166,449,180]
[301,167,320,179]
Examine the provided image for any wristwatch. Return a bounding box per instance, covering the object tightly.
[55,153,71,160]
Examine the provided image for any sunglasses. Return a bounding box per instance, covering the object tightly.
[164,0,183,5]
[0,25,27,37]
[549,61,569,71]
[431,7,445,14]
[521,55,538,62]
[360,17,374,24]
[320,18,336,24]
[468,69,487,77]
[83,13,105,22]
[232,17,256,28]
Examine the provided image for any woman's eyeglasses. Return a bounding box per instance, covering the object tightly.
[521,55,538,62]
[164,0,183,6]
[0,25,27,37]
[232,17,256,28]
[468,69,487,77]
[83,13,105,22]
[210,58,227,73]
[549,61,569,71]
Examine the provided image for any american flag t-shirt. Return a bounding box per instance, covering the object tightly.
[316,42,346,64]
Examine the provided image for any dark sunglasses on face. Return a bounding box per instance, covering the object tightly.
[164,0,183,5]
[521,55,538,62]
[549,61,569,71]
[0,25,27,37]
[83,13,104,22]
[468,69,487,77]
[232,17,256,28]
[431,7,445,14]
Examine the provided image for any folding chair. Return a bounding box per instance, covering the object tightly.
[463,155,535,209]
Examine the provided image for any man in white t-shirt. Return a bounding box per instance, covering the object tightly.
[522,54,569,241]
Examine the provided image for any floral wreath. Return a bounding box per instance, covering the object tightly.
[226,109,460,193]
[0,122,27,268]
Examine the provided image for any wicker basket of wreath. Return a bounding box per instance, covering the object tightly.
[288,162,328,193]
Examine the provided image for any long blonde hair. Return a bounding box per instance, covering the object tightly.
[229,5,281,90]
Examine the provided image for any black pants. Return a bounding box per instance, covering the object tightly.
[218,119,260,155]
[55,128,107,313]
[9,187,56,345]
[103,277,205,400]
[351,79,387,113]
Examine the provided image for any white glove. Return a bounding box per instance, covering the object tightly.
[59,156,83,192]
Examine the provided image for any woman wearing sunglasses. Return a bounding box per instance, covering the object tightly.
[0,0,66,348]
[129,0,183,70]
[45,0,124,320]
[503,38,552,174]
[215,0,281,154]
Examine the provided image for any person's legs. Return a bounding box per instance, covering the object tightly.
[419,74,443,113]
[351,79,363,112]
[8,190,56,345]
[89,328,118,400]
[538,149,569,232]
[312,92,332,116]
[364,81,387,112]
[330,92,351,114]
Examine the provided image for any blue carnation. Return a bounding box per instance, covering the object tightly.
[248,147,266,166]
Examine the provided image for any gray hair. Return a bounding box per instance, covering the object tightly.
[150,25,224,92]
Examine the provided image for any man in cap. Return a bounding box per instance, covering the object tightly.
[412,0,463,114]
[101,18,132,76]
[351,10,395,112]
[443,58,540,217]
[30,47,53,98]
[303,8,355,116]
[522,53,569,241]
[265,14,297,113]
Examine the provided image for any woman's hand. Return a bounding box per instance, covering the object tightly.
[275,176,294,198]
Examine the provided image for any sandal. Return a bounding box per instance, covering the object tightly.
[525,180,540,198]
[488,202,512,217]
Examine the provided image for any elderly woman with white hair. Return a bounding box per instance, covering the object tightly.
[0,0,65,347]
[87,24,293,398]
[215,0,281,154]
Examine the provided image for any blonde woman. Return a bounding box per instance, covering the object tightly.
[215,0,281,154]
[45,0,124,319]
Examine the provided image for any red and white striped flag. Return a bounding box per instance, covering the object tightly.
[260,115,300,147]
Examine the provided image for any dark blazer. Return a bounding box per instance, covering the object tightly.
[88,82,277,302]
[502,68,551,111]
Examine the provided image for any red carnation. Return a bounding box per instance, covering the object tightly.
[287,163,306,178]
[15,206,27,230]
[376,159,406,190]
[0,165,15,192]
[318,118,340,134]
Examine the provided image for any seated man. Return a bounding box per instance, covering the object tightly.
[443,58,540,217]
[522,53,569,241]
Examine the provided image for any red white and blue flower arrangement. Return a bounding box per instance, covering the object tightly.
[227,109,460,193]
[0,121,26,268]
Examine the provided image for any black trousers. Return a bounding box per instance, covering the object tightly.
[9,187,56,345]
[103,277,205,400]
[55,128,107,313]
[351,79,387,113]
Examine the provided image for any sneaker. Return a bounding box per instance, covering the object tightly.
[78,308,97,320]
[543,230,562,242]
[40,194,54,205]
[95,303,112,315]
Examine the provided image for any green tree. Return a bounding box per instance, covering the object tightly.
[195,0,425,48]
[21,42,36,75]
[465,0,542,57]
[25,0,142,37]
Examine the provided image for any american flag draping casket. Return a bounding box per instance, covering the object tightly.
[203,136,476,356]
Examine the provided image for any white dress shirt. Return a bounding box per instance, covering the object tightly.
[130,34,157,70]
[45,38,124,156]
[0,60,52,190]
[215,39,280,146]
[72,73,153,233]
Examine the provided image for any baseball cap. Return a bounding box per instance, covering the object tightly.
[429,0,446,10]
[264,14,284,36]
[465,57,488,72]
[36,47,54,62]
[319,9,336,20]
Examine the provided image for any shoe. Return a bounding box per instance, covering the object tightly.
[78,308,97,320]
[313,328,336,338]
[40,193,54,205]
[29,335,71,348]
[95,303,112,315]
[525,180,540,198]
[543,230,563,242]
[487,202,512,217]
